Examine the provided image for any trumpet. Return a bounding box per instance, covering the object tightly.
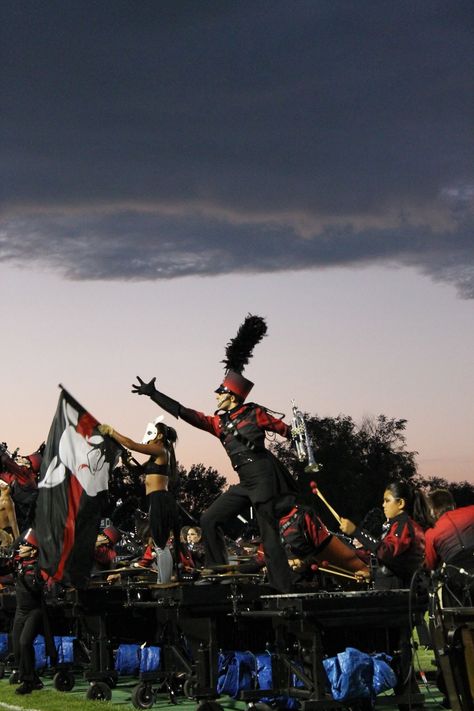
[291,401,321,473]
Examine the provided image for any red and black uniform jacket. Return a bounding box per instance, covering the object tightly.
[181,402,290,469]
[16,557,44,610]
[148,389,290,467]
[93,544,117,572]
[184,542,206,569]
[279,505,332,560]
[150,390,297,502]
[0,554,44,610]
[355,512,425,587]
[424,505,474,571]
[0,454,38,489]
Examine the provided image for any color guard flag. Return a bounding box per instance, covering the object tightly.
[35,387,121,588]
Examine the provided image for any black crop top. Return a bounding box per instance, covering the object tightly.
[144,458,168,476]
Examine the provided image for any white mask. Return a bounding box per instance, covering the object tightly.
[142,415,165,444]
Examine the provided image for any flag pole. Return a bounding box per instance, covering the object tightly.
[58,384,98,422]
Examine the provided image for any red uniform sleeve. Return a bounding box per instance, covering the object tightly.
[0,456,23,477]
[254,407,291,438]
[178,407,221,437]
[94,545,117,569]
[376,520,412,565]
[424,528,439,570]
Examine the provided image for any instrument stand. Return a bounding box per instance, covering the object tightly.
[429,586,474,711]
[239,591,426,711]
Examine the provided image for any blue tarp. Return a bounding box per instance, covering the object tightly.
[323,647,397,702]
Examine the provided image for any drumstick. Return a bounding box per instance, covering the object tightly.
[309,481,342,524]
[311,564,357,581]
[320,561,358,575]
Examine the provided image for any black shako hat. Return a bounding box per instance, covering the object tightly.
[215,315,267,401]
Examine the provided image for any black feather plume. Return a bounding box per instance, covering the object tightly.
[222,314,267,374]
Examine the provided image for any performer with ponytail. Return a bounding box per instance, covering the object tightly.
[340,480,432,589]
[98,419,179,583]
[132,314,298,593]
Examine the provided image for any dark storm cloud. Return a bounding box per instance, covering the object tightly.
[1,1,473,294]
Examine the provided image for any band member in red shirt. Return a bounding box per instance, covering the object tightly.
[425,489,474,571]
[278,495,370,584]
[425,489,474,604]
[340,480,432,589]
[93,524,122,570]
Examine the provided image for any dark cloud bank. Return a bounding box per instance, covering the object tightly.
[1,1,473,295]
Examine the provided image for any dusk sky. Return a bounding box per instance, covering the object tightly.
[1,1,473,485]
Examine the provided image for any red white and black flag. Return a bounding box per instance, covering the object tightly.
[35,387,121,588]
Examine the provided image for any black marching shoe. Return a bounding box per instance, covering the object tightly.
[15,682,34,695]
[15,679,43,695]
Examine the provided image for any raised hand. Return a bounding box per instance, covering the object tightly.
[339,517,356,536]
[131,376,157,396]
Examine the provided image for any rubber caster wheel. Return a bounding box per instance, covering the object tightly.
[183,677,198,699]
[196,702,224,711]
[131,683,155,709]
[53,670,75,691]
[9,670,20,685]
[86,681,112,701]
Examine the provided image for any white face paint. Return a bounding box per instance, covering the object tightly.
[142,415,165,444]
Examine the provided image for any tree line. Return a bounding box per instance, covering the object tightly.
[272,413,474,530]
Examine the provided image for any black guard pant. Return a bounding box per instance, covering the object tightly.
[201,481,293,593]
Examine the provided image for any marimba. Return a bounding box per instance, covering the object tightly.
[237,588,427,711]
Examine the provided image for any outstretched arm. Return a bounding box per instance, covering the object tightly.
[132,376,220,437]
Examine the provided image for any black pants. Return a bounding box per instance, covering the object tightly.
[200,482,293,593]
[12,607,43,682]
[147,490,179,549]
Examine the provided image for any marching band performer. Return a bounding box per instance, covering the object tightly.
[7,530,45,695]
[425,488,474,604]
[277,493,370,584]
[425,488,474,572]
[93,524,123,583]
[98,419,179,583]
[340,480,432,589]
[132,315,298,593]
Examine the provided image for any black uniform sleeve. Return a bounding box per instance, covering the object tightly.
[149,390,182,418]
[149,390,219,437]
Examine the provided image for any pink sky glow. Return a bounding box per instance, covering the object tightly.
[1,263,472,486]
